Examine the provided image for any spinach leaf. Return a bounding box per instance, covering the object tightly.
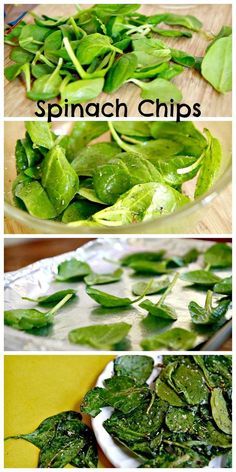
[61,78,104,105]
[155,378,185,406]
[114,355,154,384]
[82,375,150,416]
[66,122,108,162]
[121,250,165,266]
[165,407,195,432]
[41,145,79,215]
[194,129,222,198]
[5,411,98,468]
[204,243,232,269]
[139,273,179,320]
[27,58,63,100]
[56,258,91,281]
[214,276,232,296]
[86,285,146,308]
[25,122,55,150]
[4,294,72,331]
[211,388,232,434]
[71,142,120,176]
[84,268,123,286]
[173,364,209,405]
[93,182,190,226]
[22,289,77,306]
[180,270,221,287]
[164,13,202,31]
[132,277,170,296]
[201,35,232,92]
[130,77,182,102]
[104,53,137,92]
[93,153,163,204]
[129,260,170,275]
[61,200,102,223]
[68,322,131,349]
[189,290,231,325]
[14,179,57,219]
[141,328,197,350]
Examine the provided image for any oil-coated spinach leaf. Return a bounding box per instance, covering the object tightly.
[189,290,231,325]
[84,268,123,285]
[139,273,179,320]
[132,277,170,296]
[56,258,91,281]
[69,322,131,349]
[180,270,221,287]
[23,289,77,306]
[204,243,232,269]
[141,328,197,350]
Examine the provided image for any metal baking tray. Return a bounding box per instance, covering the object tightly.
[4,238,232,351]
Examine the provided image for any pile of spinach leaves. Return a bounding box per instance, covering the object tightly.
[4,242,232,350]
[5,5,232,102]
[81,354,232,468]
[12,120,223,227]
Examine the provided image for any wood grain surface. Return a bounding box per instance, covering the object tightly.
[4,4,232,117]
[4,237,232,351]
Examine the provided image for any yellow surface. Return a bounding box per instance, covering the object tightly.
[4,355,115,468]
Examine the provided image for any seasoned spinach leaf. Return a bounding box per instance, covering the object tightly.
[204,243,232,269]
[214,276,232,295]
[5,411,98,468]
[86,286,145,308]
[22,289,77,306]
[139,273,179,320]
[180,270,221,287]
[132,277,170,296]
[121,250,165,267]
[114,355,154,384]
[84,268,123,286]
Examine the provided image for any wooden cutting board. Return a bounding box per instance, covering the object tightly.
[4,3,232,117]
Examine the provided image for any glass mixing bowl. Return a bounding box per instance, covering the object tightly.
[4,121,232,234]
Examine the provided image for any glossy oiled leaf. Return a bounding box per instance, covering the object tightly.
[121,250,165,267]
[132,277,170,296]
[204,243,232,269]
[180,270,221,286]
[23,289,77,306]
[71,142,120,176]
[214,276,232,295]
[14,179,57,219]
[189,290,231,325]
[141,328,197,351]
[140,273,179,320]
[173,364,209,405]
[93,182,190,226]
[165,407,195,432]
[56,258,91,281]
[86,286,143,308]
[4,294,72,331]
[84,268,123,285]
[68,322,131,349]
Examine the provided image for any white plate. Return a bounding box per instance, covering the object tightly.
[92,356,225,468]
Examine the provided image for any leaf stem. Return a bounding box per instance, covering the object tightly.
[63,37,87,79]
[157,272,179,306]
[205,290,213,312]
[48,293,72,316]
[108,122,135,153]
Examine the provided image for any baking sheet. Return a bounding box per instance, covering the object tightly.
[4,238,232,351]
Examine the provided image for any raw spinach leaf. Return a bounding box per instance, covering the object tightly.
[214,276,232,296]
[104,53,137,92]
[61,200,102,223]
[25,122,55,150]
[86,286,146,308]
[56,258,91,281]
[71,142,120,176]
[131,77,182,102]
[4,294,72,331]
[84,268,123,285]
[180,270,221,287]
[141,328,197,350]
[93,182,190,226]
[69,322,131,350]
[41,145,79,215]
[194,129,222,198]
[139,273,179,320]
[204,243,232,269]
[132,277,170,296]
[201,35,232,92]
[14,179,57,219]
[189,290,231,325]
[121,250,165,267]
[22,289,77,306]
